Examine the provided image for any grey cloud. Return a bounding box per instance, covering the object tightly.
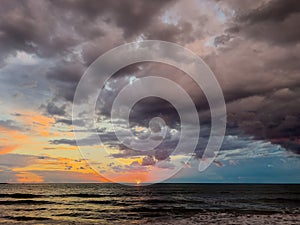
[156,160,175,169]
[0,0,221,105]
[0,0,78,64]
[49,134,100,146]
[46,59,86,102]
[1,0,299,157]
[237,0,300,24]
[44,102,66,116]
[213,34,232,46]
[0,120,23,131]
[55,119,73,126]
[49,139,77,146]
[207,0,300,153]
[223,0,300,45]
[154,149,172,161]
[47,0,299,156]
[141,155,156,166]
[110,149,145,158]
[53,0,176,38]
[56,118,86,127]
[107,160,149,173]
[0,153,49,169]
[47,60,84,83]
[275,141,300,155]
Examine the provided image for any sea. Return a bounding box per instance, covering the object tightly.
[0,184,299,224]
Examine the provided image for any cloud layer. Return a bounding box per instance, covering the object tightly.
[0,0,299,182]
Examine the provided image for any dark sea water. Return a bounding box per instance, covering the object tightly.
[0,184,299,224]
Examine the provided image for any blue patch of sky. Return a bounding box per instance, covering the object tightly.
[162,10,180,25]
[169,135,300,183]
[171,153,300,183]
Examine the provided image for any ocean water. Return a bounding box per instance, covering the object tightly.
[0,184,299,224]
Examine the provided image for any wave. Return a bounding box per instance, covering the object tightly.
[0,193,42,198]
[255,198,300,204]
[2,216,51,221]
[55,193,135,198]
[0,193,136,199]
[0,200,56,205]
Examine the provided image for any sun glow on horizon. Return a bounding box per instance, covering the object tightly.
[136,179,141,185]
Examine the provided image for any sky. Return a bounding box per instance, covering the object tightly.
[0,0,299,183]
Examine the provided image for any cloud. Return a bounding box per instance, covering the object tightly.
[141,155,156,166]
[49,139,77,146]
[0,0,299,185]
[20,111,55,137]
[228,1,300,46]
[16,171,44,183]
[0,153,107,183]
[0,153,39,169]
[32,170,106,182]
[0,145,18,155]
[49,134,100,146]
[0,0,78,65]
[53,0,176,38]
[232,0,300,45]
[271,140,300,155]
[156,160,175,169]
[44,102,66,116]
[0,119,23,131]
[201,0,300,153]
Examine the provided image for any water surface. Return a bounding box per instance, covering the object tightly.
[0,184,299,224]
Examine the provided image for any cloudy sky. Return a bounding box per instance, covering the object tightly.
[0,0,299,183]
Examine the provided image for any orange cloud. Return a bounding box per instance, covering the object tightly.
[0,145,18,154]
[16,172,44,183]
[0,125,30,154]
[12,156,105,178]
[0,110,60,155]
[12,155,109,183]
[21,111,55,137]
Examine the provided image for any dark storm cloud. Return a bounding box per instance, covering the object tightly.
[210,0,300,153]
[144,20,195,43]
[1,0,299,156]
[52,0,176,38]
[1,0,219,106]
[49,134,100,146]
[222,0,300,45]
[276,141,300,155]
[49,139,77,146]
[55,118,86,127]
[47,61,84,84]
[237,0,300,24]
[43,102,66,116]
[0,0,78,64]
[241,89,300,140]
[46,60,86,102]
[0,0,177,89]
[0,0,181,103]
[213,34,232,46]
[55,119,73,126]
[141,155,156,166]
[95,62,209,128]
